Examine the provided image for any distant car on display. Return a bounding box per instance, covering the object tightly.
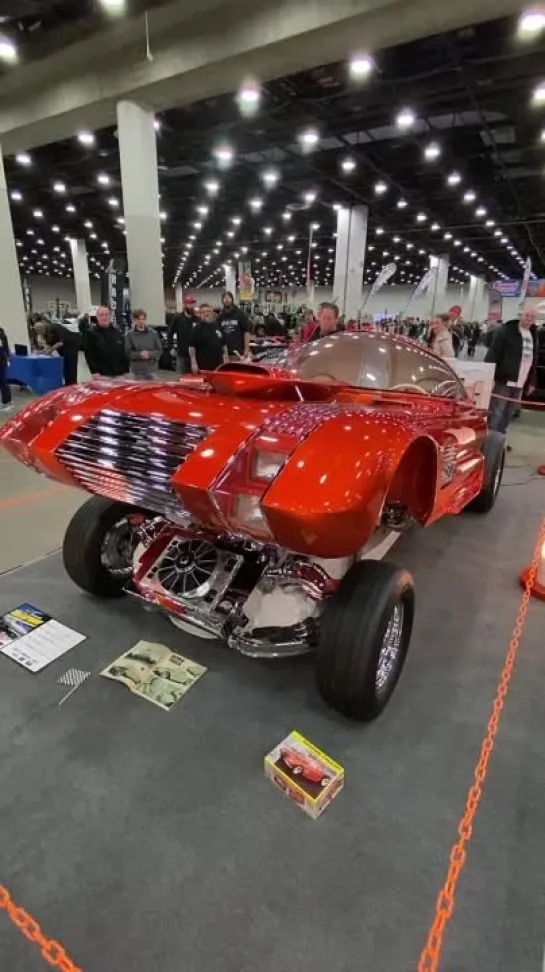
[0,332,506,721]
[279,746,331,787]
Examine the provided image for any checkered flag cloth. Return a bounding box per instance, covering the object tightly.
[57,669,91,705]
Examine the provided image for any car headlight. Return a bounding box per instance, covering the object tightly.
[253,450,287,482]
[235,493,268,529]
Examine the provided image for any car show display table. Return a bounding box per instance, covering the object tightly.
[7,354,64,396]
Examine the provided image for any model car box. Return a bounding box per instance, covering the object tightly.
[264,731,344,819]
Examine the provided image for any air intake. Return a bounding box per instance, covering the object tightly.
[56,408,210,522]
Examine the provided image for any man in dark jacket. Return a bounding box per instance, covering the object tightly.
[217,291,251,359]
[84,306,127,378]
[35,317,81,385]
[167,296,197,373]
[485,307,538,433]
[0,326,12,411]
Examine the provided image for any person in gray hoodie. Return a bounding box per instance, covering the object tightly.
[125,309,163,380]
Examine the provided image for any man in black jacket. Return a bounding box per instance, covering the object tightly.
[485,307,538,433]
[167,296,197,373]
[84,306,127,378]
[217,291,251,360]
[0,326,12,411]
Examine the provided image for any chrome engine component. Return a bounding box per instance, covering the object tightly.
[381,503,417,533]
[56,409,210,523]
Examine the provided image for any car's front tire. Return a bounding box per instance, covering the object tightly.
[63,496,144,597]
[465,430,506,514]
[316,560,414,721]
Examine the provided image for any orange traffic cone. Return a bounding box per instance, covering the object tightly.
[520,539,545,601]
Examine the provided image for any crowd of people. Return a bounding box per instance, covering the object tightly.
[0,295,541,443]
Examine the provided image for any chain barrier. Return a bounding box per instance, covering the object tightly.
[417,516,545,972]
[490,391,545,407]
[0,885,82,972]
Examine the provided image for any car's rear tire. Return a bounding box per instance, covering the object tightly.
[63,496,144,598]
[316,560,414,721]
[465,430,506,514]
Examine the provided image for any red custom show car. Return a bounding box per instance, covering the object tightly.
[0,332,504,721]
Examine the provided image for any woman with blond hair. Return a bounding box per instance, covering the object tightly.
[428,313,455,359]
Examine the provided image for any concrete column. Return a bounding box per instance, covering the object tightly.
[333,205,368,318]
[69,238,92,313]
[117,100,164,326]
[428,254,449,316]
[475,277,488,322]
[0,142,28,348]
[465,275,478,319]
[175,283,184,311]
[224,263,236,295]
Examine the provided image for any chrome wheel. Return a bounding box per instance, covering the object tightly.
[375,602,404,695]
[100,517,139,579]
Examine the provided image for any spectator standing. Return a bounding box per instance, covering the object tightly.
[189,304,228,373]
[217,291,251,360]
[308,302,342,342]
[168,296,198,373]
[428,314,455,359]
[84,305,127,378]
[485,307,538,434]
[125,309,162,381]
[0,325,12,412]
[35,317,80,385]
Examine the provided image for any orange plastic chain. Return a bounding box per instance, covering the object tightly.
[417,516,545,972]
[0,885,82,972]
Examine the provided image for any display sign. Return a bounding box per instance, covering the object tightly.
[265,290,283,304]
[238,260,255,301]
[450,361,496,410]
[101,258,125,329]
[492,278,545,299]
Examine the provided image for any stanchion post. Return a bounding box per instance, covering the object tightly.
[520,537,545,600]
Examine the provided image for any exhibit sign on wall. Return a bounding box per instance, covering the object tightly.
[492,277,545,299]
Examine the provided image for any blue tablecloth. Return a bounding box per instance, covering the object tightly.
[8,354,64,396]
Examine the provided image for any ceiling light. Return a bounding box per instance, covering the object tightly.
[160,211,167,220]
[444,232,453,240]
[303,190,317,204]
[204,179,219,195]
[237,82,260,106]
[214,144,234,164]
[375,227,384,235]
[518,9,545,37]
[341,157,357,173]
[531,81,545,105]
[494,229,502,237]
[299,128,319,147]
[32,209,44,219]
[65,204,76,213]
[10,190,22,201]
[0,37,18,63]
[98,0,126,11]
[485,219,495,227]
[77,130,95,146]
[424,142,441,161]
[463,190,476,203]
[475,206,487,217]
[53,181,66,194]
[196,205,209,216]
[348,54,373,78]
[374,181,388,195]
[416,212,427,222]
[97,173,110,185]
[395,108,416,130]
[397,198,407,208]
[430,222,441,231]
[15,152,32,167]
[447,172,462,186]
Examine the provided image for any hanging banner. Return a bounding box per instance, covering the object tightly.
[403,266,437,314]
[488,293,503,323]
[21,277,32,316]
[101,259,125,330]
[238,261,255,301]
[520,257,532,307]
[360,262,397,313]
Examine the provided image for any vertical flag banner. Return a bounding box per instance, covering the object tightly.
[520,257,532,308]
[403,266,437,314]
[101,258,125,329]
[238,261,255,301]
[360,262,397,313]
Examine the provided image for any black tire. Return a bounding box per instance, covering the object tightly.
[316,560,414,722]
[63,496,142,598]
[465,430,506,514]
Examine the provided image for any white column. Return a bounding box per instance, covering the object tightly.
[175,283,184,311]
[69,238,92,313]
[224,262,236,295]
[429,253,449,316]
[333,205,368,318]
[0,142,28,348]
[465,275,478,319]
[117,101,164,326]
[475,278,488,322]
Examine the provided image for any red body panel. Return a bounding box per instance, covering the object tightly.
[0,343,487,558]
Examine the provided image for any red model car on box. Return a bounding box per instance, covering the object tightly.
[0,332,505,721]
[280,746,331,787]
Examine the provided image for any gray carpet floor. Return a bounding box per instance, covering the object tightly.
[0,474,544,972]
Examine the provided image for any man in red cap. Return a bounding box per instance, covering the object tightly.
[167,295,198,373]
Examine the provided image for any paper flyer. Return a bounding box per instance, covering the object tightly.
[101,641,206,711]
[0,603,86,673]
